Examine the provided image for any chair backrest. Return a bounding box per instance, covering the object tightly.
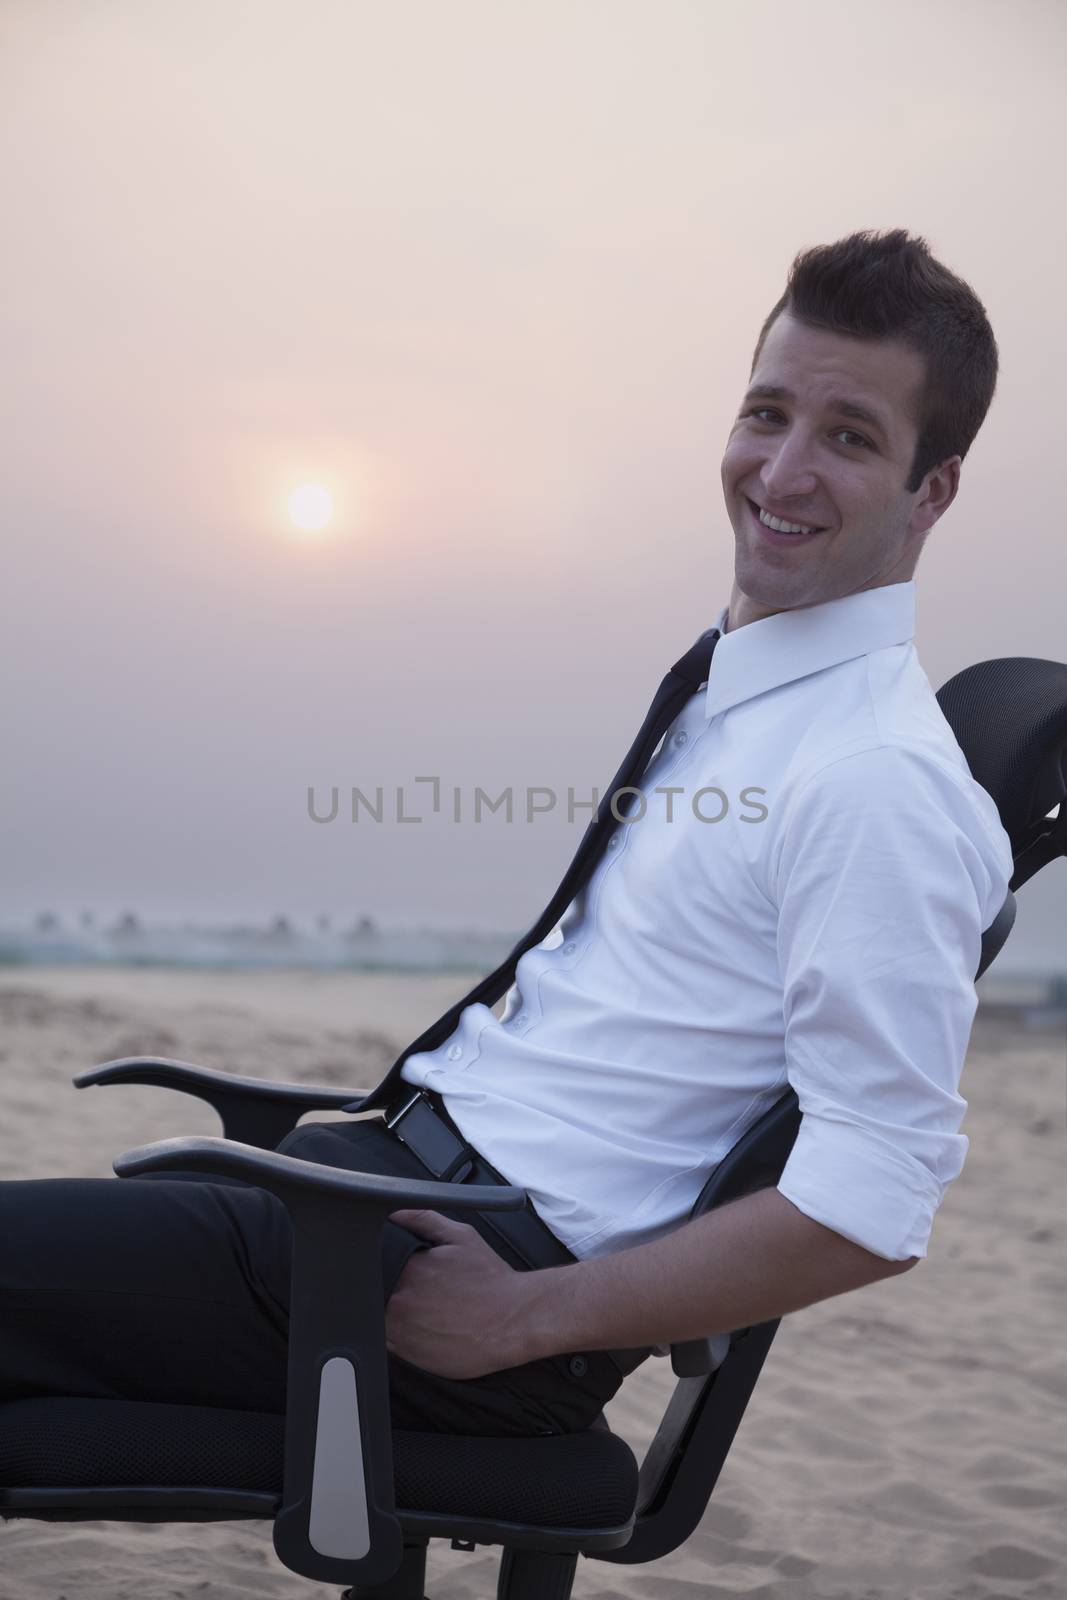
[594,656,1067,1571]
[938,656,1067,888]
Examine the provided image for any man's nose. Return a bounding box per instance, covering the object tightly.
[759,433,818,501]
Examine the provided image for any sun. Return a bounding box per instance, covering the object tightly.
[287,483,334,533]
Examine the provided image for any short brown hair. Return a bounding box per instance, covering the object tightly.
[752,229,998,493]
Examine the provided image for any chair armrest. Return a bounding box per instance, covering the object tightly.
[75,1057,362,1148]
[665,1091,803,1378]
[669,1333,732,1378]
[114,1135,524,1589]
[114,1134,526,1211]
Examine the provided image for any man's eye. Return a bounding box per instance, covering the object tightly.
[743,410,872,451]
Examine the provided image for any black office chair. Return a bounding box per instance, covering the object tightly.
[2,656,1065,1600]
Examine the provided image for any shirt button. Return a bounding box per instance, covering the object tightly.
[607,835,620,851]
[673,730,689,747]
[515,1012,528,1026]
[568,1355,588,1378]
[562,941,577,956]
[446,1043,463,1062]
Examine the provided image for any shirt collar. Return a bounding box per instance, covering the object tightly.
[704,580,917,720]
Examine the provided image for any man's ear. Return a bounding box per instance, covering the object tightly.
[912,455,961,538]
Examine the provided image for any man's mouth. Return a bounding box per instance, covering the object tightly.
[746,498,828,538]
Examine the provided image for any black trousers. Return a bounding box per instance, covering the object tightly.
[0,1115,623,1438]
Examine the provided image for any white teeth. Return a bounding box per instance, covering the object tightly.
[756,505,823,535]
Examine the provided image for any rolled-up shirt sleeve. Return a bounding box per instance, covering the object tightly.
[772,741,1013,1261]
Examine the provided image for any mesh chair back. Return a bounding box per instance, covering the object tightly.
[936,657,1067,885]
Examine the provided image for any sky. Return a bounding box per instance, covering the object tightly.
[2,0,1064,970]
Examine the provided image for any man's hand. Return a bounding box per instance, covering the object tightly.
[385,1209,544,1380]
[385,1189,915,1381]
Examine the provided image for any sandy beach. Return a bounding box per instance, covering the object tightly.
[0,965,1063,1599]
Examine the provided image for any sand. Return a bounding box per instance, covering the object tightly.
[0,966,1064,1599]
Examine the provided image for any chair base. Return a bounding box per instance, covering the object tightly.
[342,1539,427,1598]
[337,1541,580,1600]
[496,1548,579,1598]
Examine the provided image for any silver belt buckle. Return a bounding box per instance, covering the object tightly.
[384,1089,422,1131]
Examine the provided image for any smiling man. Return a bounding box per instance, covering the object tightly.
[0,230,1015,1447]
[367,230,1011,1405]
[726,312,956,620]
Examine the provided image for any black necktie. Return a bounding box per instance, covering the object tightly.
[352,627,721,1112]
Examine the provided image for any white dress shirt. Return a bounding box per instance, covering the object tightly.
[400,581,1014,1262]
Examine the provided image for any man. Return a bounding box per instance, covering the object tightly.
[0,229,1013,1444]
[373,226,1012,1388]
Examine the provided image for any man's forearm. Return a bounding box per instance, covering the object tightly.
[522,1185,918,1361]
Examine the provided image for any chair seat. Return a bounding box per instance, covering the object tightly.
[0,1397,639,1534]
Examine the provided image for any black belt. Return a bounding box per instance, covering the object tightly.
[380,1086,650,1378]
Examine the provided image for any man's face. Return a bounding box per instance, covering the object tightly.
[719,310,960,627]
